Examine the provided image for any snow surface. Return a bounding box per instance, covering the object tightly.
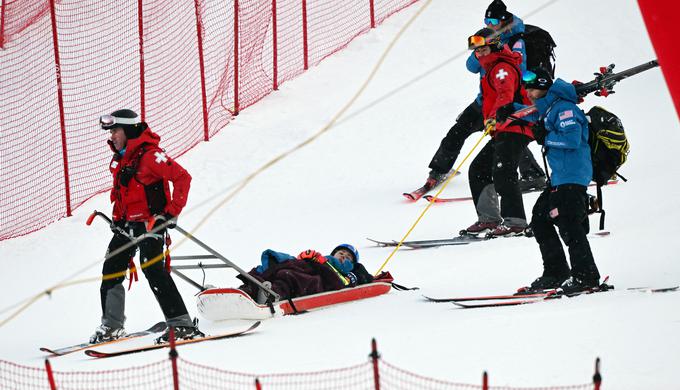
[1,0,679,388]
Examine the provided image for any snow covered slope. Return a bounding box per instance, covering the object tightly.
[1,1,678,388]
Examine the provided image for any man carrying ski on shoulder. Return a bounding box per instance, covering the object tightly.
[461,27,535,237]
[520,68,602,294]
[92,109,203,345]
[423,0,545,196]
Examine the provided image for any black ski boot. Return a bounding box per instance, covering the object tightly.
[155,318,204,344]
[518,274,569,294]
[557,276,601,296]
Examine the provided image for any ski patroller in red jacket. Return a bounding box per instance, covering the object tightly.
[478,46,534,139]
[109,128,191,222]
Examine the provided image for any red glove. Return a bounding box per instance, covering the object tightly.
[297,249,326,264]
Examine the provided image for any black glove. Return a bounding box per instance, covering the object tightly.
[346,272,358,287]
[531,122,547,145]
[495,103,515,123]
[153,213,176,230]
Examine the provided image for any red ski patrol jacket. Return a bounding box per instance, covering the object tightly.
[109,128,191,223]
[478,46,534,139]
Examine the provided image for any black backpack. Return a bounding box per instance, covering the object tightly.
[508,24,557,78]
[586,106,630,229]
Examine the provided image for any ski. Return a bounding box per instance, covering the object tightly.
[403,234,486,248]
[453,280,614,309]
[403,184,434,201]
[423,291,551,303]
[366,238,399,247]
[627,286,679,293]
[367,235,484,248]
[84,321,260,358]
[402,171,461,201]
[424,180,619,204]
[40,321,167,356]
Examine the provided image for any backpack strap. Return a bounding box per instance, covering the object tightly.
[596,184,605,230]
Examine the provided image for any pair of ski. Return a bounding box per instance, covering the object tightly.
[367,229,610,250]
[40,321,260,358]
[426,285,613,309]
[424,281,679,309]
[413,180,618,204]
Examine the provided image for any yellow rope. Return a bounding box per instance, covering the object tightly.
[374,122,493,276]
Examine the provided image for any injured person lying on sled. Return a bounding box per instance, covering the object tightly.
[236,244,374,304]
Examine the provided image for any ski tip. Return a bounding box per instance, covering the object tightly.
[594,231,611,236]
[39,348,60,356]
[402,193,418,201]
[84,350,106,358]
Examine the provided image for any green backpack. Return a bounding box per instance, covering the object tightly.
[586,106,630,229]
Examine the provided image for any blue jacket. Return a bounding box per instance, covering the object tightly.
[533,79,592,187]
[466,15,528,77]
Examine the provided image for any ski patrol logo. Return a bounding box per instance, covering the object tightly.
[495,69,509,80]
[154,151,168,164]
[559,110,574,120]
[110,161,118,169]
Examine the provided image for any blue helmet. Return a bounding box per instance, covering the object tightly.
[331,243,359,263]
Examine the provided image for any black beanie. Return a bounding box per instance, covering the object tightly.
[101,109,148,139]
[485,0,511,21]
[525,67,554,90]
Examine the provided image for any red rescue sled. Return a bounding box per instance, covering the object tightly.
[197,281,392,321]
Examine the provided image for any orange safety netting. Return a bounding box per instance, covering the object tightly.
[0,356,597,390]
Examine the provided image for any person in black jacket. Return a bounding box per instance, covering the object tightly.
[425,0,546,193]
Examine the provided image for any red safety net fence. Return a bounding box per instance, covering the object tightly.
[0,0,418,241]
[0,341,601,390]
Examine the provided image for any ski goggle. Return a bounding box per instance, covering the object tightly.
[484,17,501,26]
[522,71,538,83]
[100,114,140,129]
[522,70,551,89]
[468,35,499,50]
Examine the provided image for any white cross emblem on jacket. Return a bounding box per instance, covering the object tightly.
[154,151,168,164]
[496,69,508,80]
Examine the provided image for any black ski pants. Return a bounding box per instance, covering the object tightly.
[469,132,531,226]
[530,185,600,282]
[428,99,544,178]
[100,222,189,328]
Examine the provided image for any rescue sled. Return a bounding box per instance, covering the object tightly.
[197,281,392,321]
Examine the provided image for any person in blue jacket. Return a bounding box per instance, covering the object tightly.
[238,244,373,303]
[521,67,601,294]
[426,0,545,192]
